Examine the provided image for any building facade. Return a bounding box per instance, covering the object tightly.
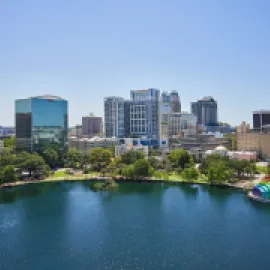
[170,90,181,113]
[191,96,217,126]
[128,89,160,140]
[168,112,197,138]
[160,92,172,146]
[15,95,68,153]
[69,137,117,155]
[82,116,102,137]
[253,110,270,132]
[104,97,125,138]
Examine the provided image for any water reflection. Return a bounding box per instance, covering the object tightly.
[0,183,58,204]
[179,184,199,198]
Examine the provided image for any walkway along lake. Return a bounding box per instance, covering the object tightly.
[1,181,270,270]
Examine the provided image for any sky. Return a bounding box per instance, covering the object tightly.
[0,0,270,127]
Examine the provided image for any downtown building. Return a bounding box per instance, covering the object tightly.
[104,97,125,138]
[191,96,218,126]
[82,115,102,137]
[15,95,68,153]
[253,110,270,132]
[160,90,182,146]
[104,89,160,146]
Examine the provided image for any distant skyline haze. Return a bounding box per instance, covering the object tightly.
[1,0,269,126]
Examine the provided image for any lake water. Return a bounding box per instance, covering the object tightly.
[0,181,270,270]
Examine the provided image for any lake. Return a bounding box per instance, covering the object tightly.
[0,181,270,270]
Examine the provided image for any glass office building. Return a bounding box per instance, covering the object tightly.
[15,95,68,153]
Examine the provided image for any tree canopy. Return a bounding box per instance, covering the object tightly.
[168,148,194,170]
[90,148,112,171]
[121,150,145,165]
[43,148,59,168]
[122,159,154,179]
[65,147,83,170]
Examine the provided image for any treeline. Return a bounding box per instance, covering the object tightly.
[200,154,256,184]
[0,135,259,186]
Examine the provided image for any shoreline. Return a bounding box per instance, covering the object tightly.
[0,175,252,191]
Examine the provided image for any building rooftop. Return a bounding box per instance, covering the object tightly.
[199,96,215,102]
[69,136,117,142]
[31,95,64,100]
[253,110,270,114]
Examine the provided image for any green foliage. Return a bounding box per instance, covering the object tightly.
[0,150,16,167]
[121,150,145,165]
[122,159,154,179]
[148,156,161,170]
[207,164,233,184]
[90,147,112,172]
[3,136,16,149]
[91,180,119,191]
[154,171,162,180]
[168,148,194,170]
[65,147,83,169]
[0,165,17,184]
[201,154,255,184]
[43,148,59,168]
[181,167,199,182]
[20,153,50,179]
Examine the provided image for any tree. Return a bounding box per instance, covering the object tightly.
[90,148,112,171]
[121,150,145,165]
[0,150,16,167]
[122,159,154,179]
[20,153,49,179]
[133,159,154,178]
[0,165,17,184]
[3,136,16,150]
[168,148,194,170]
[43,148,59,168]
[65,147,83,170]
[200,154,229,175]
[181,167,199,182]
[207,164,233,184]
[148,156,161,170]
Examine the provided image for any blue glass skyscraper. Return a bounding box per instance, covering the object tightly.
[15,95,68,153]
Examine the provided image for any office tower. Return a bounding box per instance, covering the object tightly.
[129,89,160,140]
[160,91,172,145]
[170,90,181,113]
[82,116,102,137]
[104,97,125,138]
[168,112,197,138]
[191,96,217,126]
[15,95,68,152]
[253,110,270,132]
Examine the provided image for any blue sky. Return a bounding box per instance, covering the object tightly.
[1,0,269,126]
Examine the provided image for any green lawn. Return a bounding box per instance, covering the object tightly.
[256,166,268,174]
[50,170,100,180]
[52,170,67,178]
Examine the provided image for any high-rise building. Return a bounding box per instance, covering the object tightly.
[170,90,181,113]
[191,96,217,126]
[129,89,160,140]
[15,95,68,153]
[160,91,172,146]
[253,110,270,132]
[168,112,197,138]
[82,116,102,137]
[104,97,125,138]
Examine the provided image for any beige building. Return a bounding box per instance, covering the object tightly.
[236,122,270,159]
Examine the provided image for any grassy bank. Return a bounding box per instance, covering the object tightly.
[0,172,254,191]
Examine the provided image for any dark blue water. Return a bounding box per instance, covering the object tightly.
[0,181,270,270]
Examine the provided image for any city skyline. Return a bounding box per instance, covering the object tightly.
[1,0,270,126]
